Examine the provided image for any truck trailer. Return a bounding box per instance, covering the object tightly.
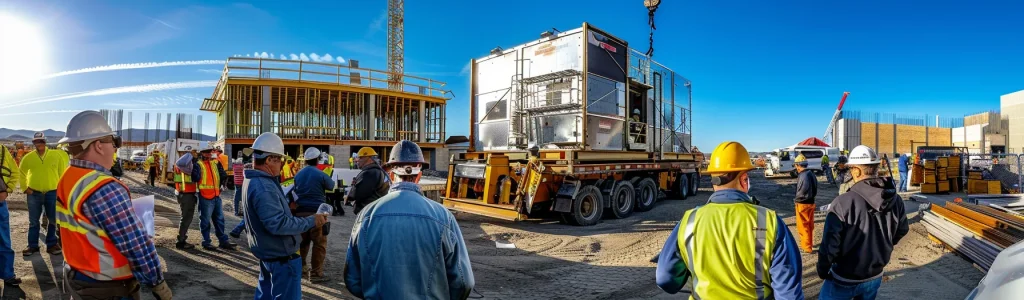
[442,23,703,226]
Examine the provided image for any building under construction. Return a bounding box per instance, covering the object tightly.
[201,58,451,169]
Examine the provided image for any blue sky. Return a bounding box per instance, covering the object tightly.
[1,0,1022,151]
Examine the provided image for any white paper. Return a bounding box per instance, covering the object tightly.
[131,195,156,237]
[495,241,517,249]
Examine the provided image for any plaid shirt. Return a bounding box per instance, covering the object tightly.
[70,159,164,286]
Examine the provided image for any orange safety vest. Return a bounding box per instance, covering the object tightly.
[174,166,197,193]
[218,154,229,170]
[198,160,221,199]
[56,166,133,281]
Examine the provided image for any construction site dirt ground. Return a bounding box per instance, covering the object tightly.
[0,169,985,299]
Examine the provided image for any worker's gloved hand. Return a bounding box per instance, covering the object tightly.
[24,188,33,195]
[150,281,173,300]
[314,214,328,228]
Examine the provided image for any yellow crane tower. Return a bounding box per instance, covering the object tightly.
[387,0,404,90]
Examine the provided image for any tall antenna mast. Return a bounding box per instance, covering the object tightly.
[387,0,404,90]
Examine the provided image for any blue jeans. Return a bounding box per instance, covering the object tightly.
[198,196,229,247]
[899,171,909,192]
[819,277,883,300]
[27,190,59,248]
[255,257,302,300]
[824,165,836,184]
[0,203,15,280]
[231,184,246,236]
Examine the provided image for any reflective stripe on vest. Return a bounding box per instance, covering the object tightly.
[679,203,775,300]
[198,160,220,199]
[56,168,133,281]
[173,167,197,193]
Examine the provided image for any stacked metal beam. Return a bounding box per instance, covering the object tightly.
[922,202,1024,272]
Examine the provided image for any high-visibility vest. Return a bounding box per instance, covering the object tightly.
[56,166,133,281]
[197,160,221,199]
[322,165,335,194]
[678,202,779,299]
[173,166,197,193]
[217,154,229,170]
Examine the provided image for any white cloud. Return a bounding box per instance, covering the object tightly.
[366,10,387,38]
[290,53,299,60]
[260,52,269,58]
[0,80,218,109]
[460,61,472,76]
[336,56,346,64]
[42,60,225,79]
[299,53,310,61]
[310,53,321,61]
[280,54,287,60]
[197,69,222,74]
[252,52,342,63]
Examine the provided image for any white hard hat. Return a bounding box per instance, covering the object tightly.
[243,132,285,158]
[32,131,45,142]
[848,145,881,165]
[59,110,117,144]
[303,147,322,160]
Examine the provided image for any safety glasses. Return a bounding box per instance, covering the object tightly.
[95,135,122,149]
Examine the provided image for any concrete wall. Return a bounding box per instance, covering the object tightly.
[1001,90,1024,153]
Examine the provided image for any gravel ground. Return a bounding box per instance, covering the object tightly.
[0,169,984,299]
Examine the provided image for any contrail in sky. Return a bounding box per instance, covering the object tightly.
[0,80,218,109]
[0,108,177,117]
[42,60,225,79]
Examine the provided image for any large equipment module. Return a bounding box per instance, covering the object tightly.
[443,23,702,225]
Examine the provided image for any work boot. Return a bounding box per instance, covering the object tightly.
[4,277,21,286]
[22,247,39,257]
[310,275,330,284]
[229,231,241,239]
[46,245,62,255]
[202,244,218,251]
[219,242,237,251]
[175,242,195,250]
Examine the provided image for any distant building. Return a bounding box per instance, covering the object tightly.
[1001,90,1024,153]
[952,111,1008,154]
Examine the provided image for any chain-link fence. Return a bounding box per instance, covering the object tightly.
[962,153,1022,193]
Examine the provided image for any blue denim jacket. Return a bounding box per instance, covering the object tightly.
[344,182,475,300]
[242,169,315,260]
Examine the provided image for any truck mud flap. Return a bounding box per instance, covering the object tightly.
[552,180,582,213]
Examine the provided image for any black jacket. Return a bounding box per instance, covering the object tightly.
[795,169,818,204]
[818,178,910,284]
[349,163,391,214]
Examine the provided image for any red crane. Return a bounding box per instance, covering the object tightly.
[823,92,850,145]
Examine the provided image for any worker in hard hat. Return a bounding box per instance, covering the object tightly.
[241,132,328,299]
[818,145,909,299]
[215,146,231,190]
[18,131,69,257]
[173,151,200,250]
[291,147,336,283]
[0,141,23,286]
[656,141,803,299]
[319,152,344,216]
[822,153,835,186]
[191,146,237,251]
[281,156,296,186]
[897,153,910,193]
[229,157,250,239]
[145,152,157,186]
[835,155,853,195]
[793,153,818,254]
[56,110,172,299]
[345,140,475,299]
[349,153,356,169]
[346,147,391,215]
[13,141,27,165]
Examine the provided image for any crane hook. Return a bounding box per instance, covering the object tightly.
[644,0,661,57]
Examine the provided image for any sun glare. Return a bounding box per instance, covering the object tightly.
[0,13,47,95]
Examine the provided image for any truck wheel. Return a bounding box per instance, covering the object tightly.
[607,180,635,219]
[565,185,604,226]
[673,174,690,200]
[634,178,658,212]
[688,173,700,196]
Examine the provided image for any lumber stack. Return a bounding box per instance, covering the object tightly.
[922,201,1024,272]
[922,156,963,194]
[967,170,1002,194]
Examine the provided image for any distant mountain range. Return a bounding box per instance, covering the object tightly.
[0,128,215,142]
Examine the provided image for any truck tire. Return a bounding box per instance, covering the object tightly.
[634,178,658,212]
[672,174,690,200]
[607,180,635,219]
[688,173,700,196]
[565,185,604,226]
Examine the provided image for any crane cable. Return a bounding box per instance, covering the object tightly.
[645,2,660,57]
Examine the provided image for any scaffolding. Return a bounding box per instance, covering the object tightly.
[203,57,449,145]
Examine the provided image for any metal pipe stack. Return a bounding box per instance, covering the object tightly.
[922,201,1024,272]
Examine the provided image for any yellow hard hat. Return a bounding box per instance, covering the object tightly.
[794,154,807,163]
[703,141,755,175]
[357,147,378,157]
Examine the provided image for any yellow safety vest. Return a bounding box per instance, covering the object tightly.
[678,203,778,300]
[323,166,335,194]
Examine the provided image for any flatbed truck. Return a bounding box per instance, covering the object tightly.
[442,23,703,225]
